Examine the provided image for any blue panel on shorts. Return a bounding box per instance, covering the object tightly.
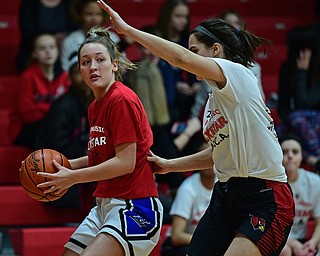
[124,198,157,236]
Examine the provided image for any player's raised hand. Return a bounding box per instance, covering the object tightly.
[97,0,131,36]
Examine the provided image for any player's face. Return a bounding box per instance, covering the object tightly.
[79,42,118,99]
[188,34,212,57]
[188,34,213,80]
[189,34,224,58]
[281,139,303,174]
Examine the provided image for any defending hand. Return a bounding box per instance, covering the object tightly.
[97,0,132,36]
[147,151,171,174]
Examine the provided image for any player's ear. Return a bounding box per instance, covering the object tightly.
[112,60,119,72]
[211,43,225,58]
[211,43,221,57]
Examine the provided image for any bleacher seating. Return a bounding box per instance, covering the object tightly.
[0,76,22,145]
[9,227,76,256]
[0,13,20,75]
[246,16,316,44]
[0,186,93,227]
[0,146,31,184]
[0,30,20,75]
[0,0,317,254]
[0,77,19,109]
[256,44,287,76]
[0,0,21,74]
[7,223,171,256]
[0,0,21,15]
[261,75,278,102]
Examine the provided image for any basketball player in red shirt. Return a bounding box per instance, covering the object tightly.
[37,26,163,256]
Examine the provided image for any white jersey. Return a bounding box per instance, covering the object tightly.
[203,58,286,182]
[289,168,320,240]
[170,173,213,234]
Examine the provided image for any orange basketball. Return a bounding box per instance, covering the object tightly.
[19,149,71,202]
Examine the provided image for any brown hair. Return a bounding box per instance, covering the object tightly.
[191,18,271,67]
[78,26,136,80]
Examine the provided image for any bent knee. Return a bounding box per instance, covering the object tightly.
[224,233,261,256]
[279,244,292,256]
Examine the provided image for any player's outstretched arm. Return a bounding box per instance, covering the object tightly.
[96,0,217,81]
[97,0,187,64]
[148,147,213,174]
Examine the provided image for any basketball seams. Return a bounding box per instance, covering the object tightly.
[41,148,48,182]
[59,152,64,167]
[23,152,45,193]
[20,152,49,201]
[19,149,69,202]
[22,185,50,202]
[58,152,71,169]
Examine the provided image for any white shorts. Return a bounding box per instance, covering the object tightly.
[64,197,163,256]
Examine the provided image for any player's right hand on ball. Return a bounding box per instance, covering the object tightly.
[37,160,73,194]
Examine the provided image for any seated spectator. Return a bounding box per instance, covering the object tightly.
[17,0,77,72]
[14,33,71,149]
[155,0,200,123]
[161,143,216,256]
[279,134,320,256]
[60,0,120,71]
[277,26,320,170]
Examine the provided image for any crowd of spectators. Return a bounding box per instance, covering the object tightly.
[7,0,320,254]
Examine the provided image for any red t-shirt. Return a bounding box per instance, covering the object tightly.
[88,81,158,199]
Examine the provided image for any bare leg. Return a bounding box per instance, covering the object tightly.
[224,233,262,256]
[81,233,125,256]
[62,248,79,256]
[279,244,292,256]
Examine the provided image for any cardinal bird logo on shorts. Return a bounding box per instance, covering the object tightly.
[249,214,266,232]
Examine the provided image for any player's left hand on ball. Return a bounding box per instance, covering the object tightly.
[19,160,24,172]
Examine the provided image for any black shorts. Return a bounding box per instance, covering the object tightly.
[187,177,295,256]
